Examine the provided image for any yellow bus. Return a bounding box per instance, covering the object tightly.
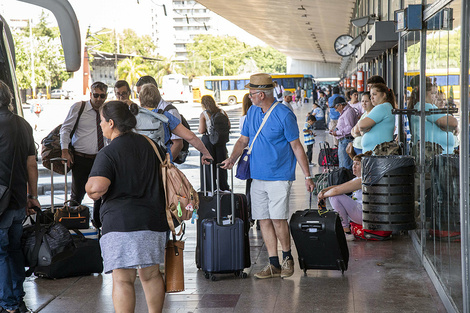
[405,68,460,101]
[191,74,314,104]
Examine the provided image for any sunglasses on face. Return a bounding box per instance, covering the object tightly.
[93,93,107,99]
[116,92,129,97]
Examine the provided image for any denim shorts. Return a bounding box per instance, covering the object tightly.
[250,180,292,220]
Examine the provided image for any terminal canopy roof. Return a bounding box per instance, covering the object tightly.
[197,0,355,63]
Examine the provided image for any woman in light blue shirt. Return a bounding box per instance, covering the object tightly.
[357,84,396,153]
[408,79,458,154]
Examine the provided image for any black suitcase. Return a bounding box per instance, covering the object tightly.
[290,200,349,275]
[34,230,103,279]
[200,165,247,280]
[196,164,250,269]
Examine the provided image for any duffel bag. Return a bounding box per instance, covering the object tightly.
[54,202,90,229]
[22,209,75,276]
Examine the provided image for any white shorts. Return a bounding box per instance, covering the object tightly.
[251,179,293,220]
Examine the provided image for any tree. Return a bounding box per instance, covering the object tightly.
[13,13,71,93]
[119,29,156,57]
[116,57,147,93]
[184,34,286,77]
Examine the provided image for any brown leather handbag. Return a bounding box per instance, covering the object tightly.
[346,141,356,160]
[164,224,185,293]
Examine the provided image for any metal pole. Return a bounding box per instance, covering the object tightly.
[460,0,470,310]
[419,28,426,251]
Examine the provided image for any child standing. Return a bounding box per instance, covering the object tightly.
[303,115,317,165]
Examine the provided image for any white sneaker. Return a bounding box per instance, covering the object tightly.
[345,233,355,241]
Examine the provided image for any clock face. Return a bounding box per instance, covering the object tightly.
[334,35,355,57]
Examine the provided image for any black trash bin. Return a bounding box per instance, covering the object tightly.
[362,156,416,231]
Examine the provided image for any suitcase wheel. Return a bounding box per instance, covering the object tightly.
[235,270,247,279]
[303,269,307,276]
[204,272,217,281]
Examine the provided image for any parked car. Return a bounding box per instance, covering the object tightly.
[50,89,69,99]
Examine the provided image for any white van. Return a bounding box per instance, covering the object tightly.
[161,74,191,103]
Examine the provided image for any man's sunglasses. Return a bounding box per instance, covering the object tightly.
[93,93,107,99]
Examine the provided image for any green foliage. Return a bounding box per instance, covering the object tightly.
[116,57,148,91]
[86,28,156,57]
[13,13,71,90]
[119,29,156,56]
[185,34,286,77]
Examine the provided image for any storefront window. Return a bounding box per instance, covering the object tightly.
[423,2,463,311]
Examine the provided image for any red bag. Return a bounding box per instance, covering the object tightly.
[350,222,392,241]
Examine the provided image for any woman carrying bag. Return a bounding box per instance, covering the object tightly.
[86,101,168,313]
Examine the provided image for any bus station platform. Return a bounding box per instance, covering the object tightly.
[25,102,447,313]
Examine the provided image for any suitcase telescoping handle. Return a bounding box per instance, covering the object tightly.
[216,163,235,226]
[203,160,215,196]
[50,158,68,212]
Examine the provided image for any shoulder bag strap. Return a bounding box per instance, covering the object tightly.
[143,135,182,237]
[202,111,211,133]
[247,101,279,155]
[7,116,19,190]
[70,101,86,139]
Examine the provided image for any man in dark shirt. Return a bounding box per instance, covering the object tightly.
[0,80,39,313]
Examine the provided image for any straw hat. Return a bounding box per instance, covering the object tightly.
[245,73,274,90]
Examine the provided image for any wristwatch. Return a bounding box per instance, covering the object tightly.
[27,194,38,200]
[305,176,313,180]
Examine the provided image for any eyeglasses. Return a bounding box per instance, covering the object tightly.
[248,91,262,98]
[116,91,129,98]
[93,93,107,99]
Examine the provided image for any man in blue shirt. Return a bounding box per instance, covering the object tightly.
[221,74,314,279]
[328,86,341,145]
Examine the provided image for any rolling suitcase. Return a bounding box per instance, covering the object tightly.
[196,163,250,269]
[290,196,349,275]
[200,165,247,280]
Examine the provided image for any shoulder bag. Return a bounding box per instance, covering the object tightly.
[235,102,279,180]
[41,101,86,175]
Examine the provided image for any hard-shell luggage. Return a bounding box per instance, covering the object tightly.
[290,197,349,274]
[196,163,250,269]
[199,165,247,280]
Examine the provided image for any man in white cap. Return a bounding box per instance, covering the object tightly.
[282,90,295,111]
[221,73,314,279]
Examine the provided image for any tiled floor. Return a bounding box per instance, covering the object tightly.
[25,102,447,312]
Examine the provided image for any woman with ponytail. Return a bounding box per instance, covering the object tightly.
[357,83,396,153]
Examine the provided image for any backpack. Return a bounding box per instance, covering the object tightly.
[204,110,230,145]
[144,136,199,234]
[158,104,190,164]
[134,108,168,150]
[349,222,392,241]
[41,101,86,175]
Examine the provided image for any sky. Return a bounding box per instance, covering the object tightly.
[1,0,265,46]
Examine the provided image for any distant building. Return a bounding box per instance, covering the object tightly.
[151,0,219,61]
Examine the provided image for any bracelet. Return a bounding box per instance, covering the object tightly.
[305,176,313,180]
[27,194,38,200]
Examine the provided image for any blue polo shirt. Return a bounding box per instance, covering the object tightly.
[361,102,395,152]
[241,101,299,181]
[328,94,341,120]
